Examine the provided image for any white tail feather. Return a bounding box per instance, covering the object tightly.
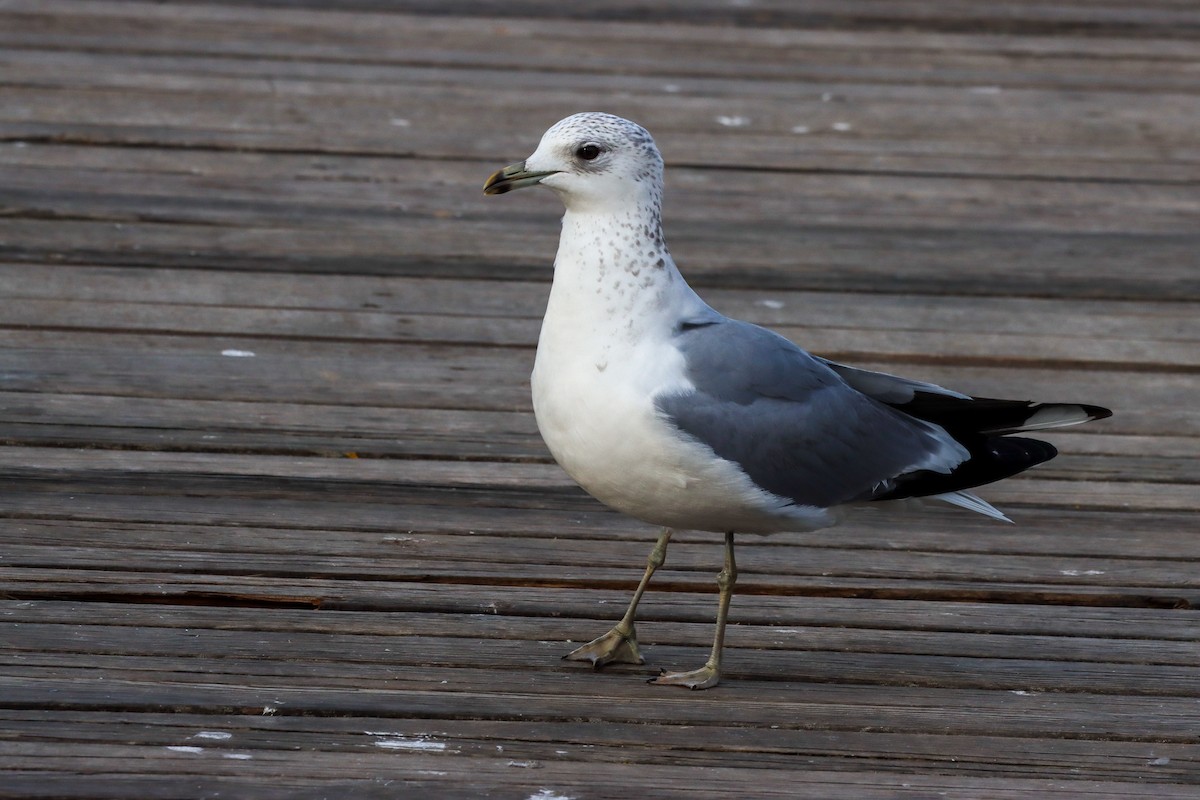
[934,490,1013,523]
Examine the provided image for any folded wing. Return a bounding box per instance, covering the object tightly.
[657,320,1110,519]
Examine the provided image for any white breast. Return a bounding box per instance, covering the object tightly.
[531,326,833,534]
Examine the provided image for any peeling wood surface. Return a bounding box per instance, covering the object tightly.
[1,1,1198,797]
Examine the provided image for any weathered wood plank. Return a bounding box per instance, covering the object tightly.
[5,267,1200,346]
[3,217,1195,301]
[3,561,1195,618]
[7,504,1200,563]
[5,2,1199,91]
[5,1,1200,99]
[2,144,1196,244]
[1,445,1194,513]
[4,453,1199,561]
[1,57,1195,173]
[11,0,1200,31]
[1,710,1196,784]
[4,669,1198,741]
[6,525,1200,590]
[0,413,1193,490]
[180,0,1200,39]
[4,563,1196,612]
[5,637,1200,701]
[1,754,1196,800]
[7,594,1190,642]
[9,0,1200,59]
[4,602,1197,669]
[4,296,1196,369]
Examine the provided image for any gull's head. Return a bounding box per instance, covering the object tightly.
[483,112,664,213]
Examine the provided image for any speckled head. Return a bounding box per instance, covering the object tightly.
[483,112,665,215]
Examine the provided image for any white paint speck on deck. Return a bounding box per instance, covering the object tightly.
[366,731,452,752]
[375,738,446,751]
[528,790,577,800]
[193,731,232,740]
[221,349,256,358]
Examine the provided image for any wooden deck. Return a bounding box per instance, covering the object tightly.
[2,1,1199,797]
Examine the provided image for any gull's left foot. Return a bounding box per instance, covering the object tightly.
[648,664,720,690]
[563,625,644,668]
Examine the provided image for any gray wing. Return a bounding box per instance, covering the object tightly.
[656,319,967,508]
[815,357,970,403]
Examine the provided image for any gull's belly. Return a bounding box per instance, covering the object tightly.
[531,354,829,533]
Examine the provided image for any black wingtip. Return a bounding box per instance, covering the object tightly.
[876,435,1060,503]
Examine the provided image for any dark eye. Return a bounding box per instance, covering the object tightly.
[576,144,602,161]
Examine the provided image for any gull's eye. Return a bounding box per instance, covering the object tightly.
[575,143,602,161]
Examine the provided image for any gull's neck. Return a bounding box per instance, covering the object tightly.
[543,201,707,348]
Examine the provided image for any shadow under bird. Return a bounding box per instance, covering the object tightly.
[483,112,1112,689]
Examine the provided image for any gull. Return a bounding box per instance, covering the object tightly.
[483,112,1111,689]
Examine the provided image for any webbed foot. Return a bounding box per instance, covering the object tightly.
[563,625,645,668]
[648,663,720,690]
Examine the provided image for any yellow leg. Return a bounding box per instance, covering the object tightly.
[563,527,673,668]
[650,531,737,690]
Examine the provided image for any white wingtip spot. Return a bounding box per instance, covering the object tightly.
[1020,405,1097,432]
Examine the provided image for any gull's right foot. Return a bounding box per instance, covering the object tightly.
[563,625,644,668]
